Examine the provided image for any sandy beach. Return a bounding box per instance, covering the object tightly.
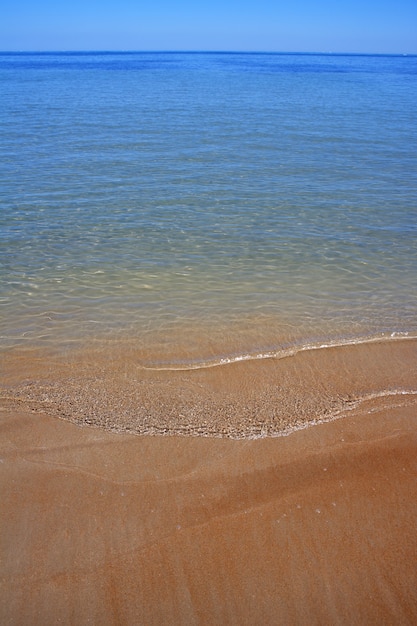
[2,49,417,625]
[2,353,417,624]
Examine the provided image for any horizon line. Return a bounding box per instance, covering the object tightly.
[0,49,415,57]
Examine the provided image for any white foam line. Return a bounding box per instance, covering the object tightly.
[140,333,416,372]
[215,389,417,441]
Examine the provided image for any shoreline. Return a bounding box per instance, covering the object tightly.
[2,334,416,622]
[138,331,417,372]
[2,335,416,439]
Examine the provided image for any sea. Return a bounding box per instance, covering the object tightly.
[1,52,417,436]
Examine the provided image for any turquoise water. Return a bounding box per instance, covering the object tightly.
[1,52,417,362]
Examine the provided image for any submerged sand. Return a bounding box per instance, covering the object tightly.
[1,337,417,623]
[2,336,416,438]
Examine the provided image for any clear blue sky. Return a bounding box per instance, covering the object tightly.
[2,0,416,54]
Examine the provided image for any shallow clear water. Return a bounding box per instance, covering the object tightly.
[1,52,417,364]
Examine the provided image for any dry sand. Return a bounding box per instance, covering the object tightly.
[1,403,417,624]
[1,337,417,624]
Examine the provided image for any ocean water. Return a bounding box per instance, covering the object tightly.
[1,52,417,369]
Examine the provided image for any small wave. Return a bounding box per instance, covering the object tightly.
[140,332,416,372]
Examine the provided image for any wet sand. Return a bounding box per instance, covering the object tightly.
[2,336,417,438]
[1,401,417,624]
[1,337,417,624]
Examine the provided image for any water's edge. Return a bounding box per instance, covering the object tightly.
[2,335,416,440]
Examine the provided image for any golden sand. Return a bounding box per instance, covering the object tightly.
[1,337,417,623]
[1,404,417,624]
[2,337,416,439]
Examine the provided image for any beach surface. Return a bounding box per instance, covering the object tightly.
[2,393,417,624]
[2,50,417,623]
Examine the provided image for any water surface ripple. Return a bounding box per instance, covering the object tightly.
[1,52,416,362]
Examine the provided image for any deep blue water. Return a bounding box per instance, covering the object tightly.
[1,52,416,359]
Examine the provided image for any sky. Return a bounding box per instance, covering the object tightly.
[1,0,416,54]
